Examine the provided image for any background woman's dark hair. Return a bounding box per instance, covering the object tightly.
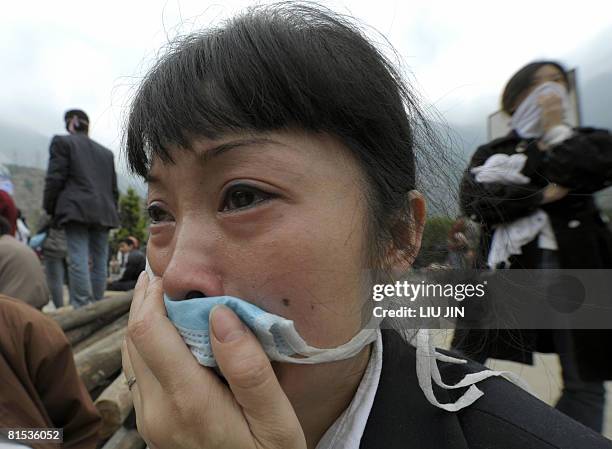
[501,60,570,115]
[125,2,458,268]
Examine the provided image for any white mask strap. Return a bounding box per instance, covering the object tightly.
[415,329,531,412]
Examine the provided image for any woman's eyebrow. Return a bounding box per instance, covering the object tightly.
[145,173,161,185]
[199,137,282,163]
[144,137,287,184]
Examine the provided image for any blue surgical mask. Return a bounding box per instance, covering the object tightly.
[164,294,379,367]
[147,261,378,367]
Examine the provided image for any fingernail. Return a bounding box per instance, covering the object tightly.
[210,305,246,343]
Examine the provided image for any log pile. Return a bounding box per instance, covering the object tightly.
[47,291,145,448]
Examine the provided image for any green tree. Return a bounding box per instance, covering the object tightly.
[111,187,148,250]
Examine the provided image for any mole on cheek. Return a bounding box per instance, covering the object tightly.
[282,298,290,307]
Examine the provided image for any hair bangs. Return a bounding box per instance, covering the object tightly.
[125,3,414,181]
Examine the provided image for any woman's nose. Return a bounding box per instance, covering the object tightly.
[159,218,225,299]
[162,238,223,300]
[185,290,206,299]
[161,250,224,300]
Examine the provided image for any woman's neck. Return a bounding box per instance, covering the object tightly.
[275,344,373,449]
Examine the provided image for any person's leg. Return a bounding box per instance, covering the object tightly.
[554,330,606,432]
[89,227,109,301]
[44,256,65,308]
[65,223,93,308]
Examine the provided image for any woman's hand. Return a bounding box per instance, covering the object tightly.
[541,184,569,204]
[538,93,564,134]
[122,273,307,449]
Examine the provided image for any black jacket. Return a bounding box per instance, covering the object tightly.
[43,133,120,228]
[453,128,612,380]
[119,249,146,283]
[460,127,612,270]
[361,330,612,448]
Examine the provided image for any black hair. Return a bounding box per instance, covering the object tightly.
[0,216,10,236]
[125,2,456,267]
[120,237,136,247]
[64,109,90,133]
[501,60,570,115]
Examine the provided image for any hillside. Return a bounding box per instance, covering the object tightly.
[7,164,47,230]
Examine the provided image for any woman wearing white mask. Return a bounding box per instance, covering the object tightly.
[454,61,612,433]
[120,8,612,448]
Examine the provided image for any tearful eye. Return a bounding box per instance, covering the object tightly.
[220,185,274,212]
[147,204,174,223]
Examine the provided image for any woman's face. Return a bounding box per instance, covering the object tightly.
[146,130,375,349]
[531,64,567,91]
[512,64,568,113]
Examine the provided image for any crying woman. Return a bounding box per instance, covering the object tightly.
[121,4,612,449]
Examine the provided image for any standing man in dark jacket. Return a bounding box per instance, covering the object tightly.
[43,109,120,308]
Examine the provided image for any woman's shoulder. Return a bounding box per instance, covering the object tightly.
[440,352,611,448]
[367,330,612,449]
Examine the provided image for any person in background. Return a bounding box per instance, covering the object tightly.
[43,109,120,308]
[0,194,48,310]
[15,209,30,244]
[0,190,17,236]
[0,160,14,195]
[0,295,101,448]
[107,237,145,291]
[36,213,68,309]
[454,60,612,432]
[127,235,140,249]
[446,218,470,268]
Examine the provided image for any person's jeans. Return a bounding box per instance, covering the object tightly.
[65,223,109,308]
[44,256,66,308]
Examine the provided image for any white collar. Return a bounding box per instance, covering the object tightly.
[315,329,383,449]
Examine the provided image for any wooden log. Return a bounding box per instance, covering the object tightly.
[100,427,145,449]
[53,292,133,331]
[75,327,126,391]
[95,373,134,439]
[44,305,74,318]
[72,314,129,352]
[65,317,116,346]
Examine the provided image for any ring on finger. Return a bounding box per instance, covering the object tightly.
[126,376,137,391]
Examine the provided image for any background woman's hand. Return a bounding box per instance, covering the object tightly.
[538,93,564,133]
[122,273,307,449]
[541,184,569,204]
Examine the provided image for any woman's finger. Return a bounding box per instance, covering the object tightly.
[127,275,219,395]
[125,272,160,395]
[129,271,149,322]
[121,338,144,421]
[210,305,305,446]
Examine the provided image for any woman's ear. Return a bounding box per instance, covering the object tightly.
[387,190,426,275]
